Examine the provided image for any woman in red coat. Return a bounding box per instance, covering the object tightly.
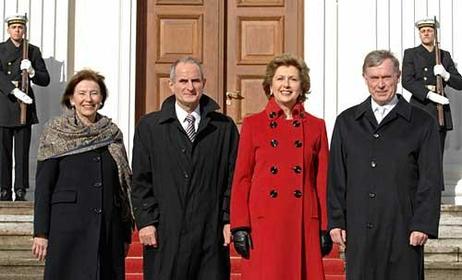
[230,54,330,280]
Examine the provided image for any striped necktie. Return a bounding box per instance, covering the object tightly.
[185,114,196,142]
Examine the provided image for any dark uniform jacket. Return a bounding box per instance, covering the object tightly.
[34,148,132,280]
[0,38,50,127]
[131,95,239,280]
[402,44,462,130]
[328,95,442,280]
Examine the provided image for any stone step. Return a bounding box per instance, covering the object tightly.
[0,248,34,259]
[438,225,462,238]
[0,274,42,280]
[0,257,44,274]
[0,202,34,215]
[425,261,462,279]
[424,245,461,262]
[0,235,33,249]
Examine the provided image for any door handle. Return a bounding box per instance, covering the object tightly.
[226,91,243,105]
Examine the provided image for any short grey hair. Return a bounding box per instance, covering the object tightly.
[169,56,204,82]
[362,50,400,75]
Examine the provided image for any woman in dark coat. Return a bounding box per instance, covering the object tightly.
[230,54,330,280]
[32,69,134,280]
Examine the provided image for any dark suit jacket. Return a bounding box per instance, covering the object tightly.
[402,44,462,130]
[0,38,50,127]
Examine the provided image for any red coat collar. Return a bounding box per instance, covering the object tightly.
[264,97,306,120]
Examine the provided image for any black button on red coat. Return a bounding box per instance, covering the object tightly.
[270,166,278,174]
[293,166,302,174]
[293,190,302,198]
[269,190,278,198]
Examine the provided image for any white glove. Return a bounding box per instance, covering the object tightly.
[433,64,450,81]
[12,88,33,104]
[427,91,449,105]
[20,59,35,78]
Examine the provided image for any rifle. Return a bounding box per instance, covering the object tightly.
[19,13,29,125]
[434,16,445,127]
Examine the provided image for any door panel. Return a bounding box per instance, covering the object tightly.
[226,0,303,124]
[136,0,303,123]
[136,0,223,119]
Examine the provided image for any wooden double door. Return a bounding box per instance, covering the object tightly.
[136,0,304,124]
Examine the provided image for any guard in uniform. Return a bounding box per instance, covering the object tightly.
[402,18,462,151]
[0,14,50,201]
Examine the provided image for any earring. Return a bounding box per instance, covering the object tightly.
[270,89,274,96]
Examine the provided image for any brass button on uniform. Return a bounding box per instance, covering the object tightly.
[371,161,376,168]
[270,139,278,147]
[292,120,301,127]
[93,182,102,188]
[293,166,302,174]
[93,208,102,214]
[373,133,379,138]
[270,121,278,128]
[183,171,189,179]
[368,192,376,198]
[294,140,302,148]
[270,166,278,174]
[293,190,303,198]
[7,71,11,75]
[7,62,11,66]
[269,189,278,198]
[424,67,428,71]
[423,77,427,81]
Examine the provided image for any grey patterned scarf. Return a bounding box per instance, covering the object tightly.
[37,110,134,228]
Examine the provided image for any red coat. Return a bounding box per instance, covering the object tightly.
[231,98,328,280]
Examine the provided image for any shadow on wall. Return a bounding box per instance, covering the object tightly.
[28,57,67,199]
[443,87,462,204]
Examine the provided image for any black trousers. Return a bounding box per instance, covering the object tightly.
[0,125,31,191]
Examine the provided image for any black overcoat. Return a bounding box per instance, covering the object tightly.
[0,38,50,127]
[328,96,442,280]
[34,148,132,280]
[402,45,462,131]
[131,95,239,280]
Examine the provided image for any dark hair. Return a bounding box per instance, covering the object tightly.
[169,56,204,82]
[262,53,310,102]
[362,50,400,75]
[61,69,108,109]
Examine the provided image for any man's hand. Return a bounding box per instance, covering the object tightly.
[434,64,450,81]
[139,225,158,248]
[12,88,33,104]
[223,224,231,246]
[427,91,449,105]
[21,59,35,78]
[409,231,428,246]
[232,229,252,259]
[330,228,347,248]
[32,237,48,261]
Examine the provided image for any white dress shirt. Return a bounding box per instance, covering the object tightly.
[175,102,201,132]
[371,95,399,124]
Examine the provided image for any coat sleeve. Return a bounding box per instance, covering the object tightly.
[221,120,239,223]
[30,46,50,87]
[131,120,160,230]
[327,116,347,231]
[316,120,329,231]
[442,50,462,90]
[230,118,256,231]
[410,118,442,238]
[34,158,59,237]
[402,48,429,102]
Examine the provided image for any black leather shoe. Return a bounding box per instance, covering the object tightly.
[0,189,13,201]
[14,189,27,201]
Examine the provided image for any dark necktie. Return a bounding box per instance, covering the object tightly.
[185,114,196,142]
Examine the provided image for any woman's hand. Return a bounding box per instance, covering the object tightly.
[32,237,48,261]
